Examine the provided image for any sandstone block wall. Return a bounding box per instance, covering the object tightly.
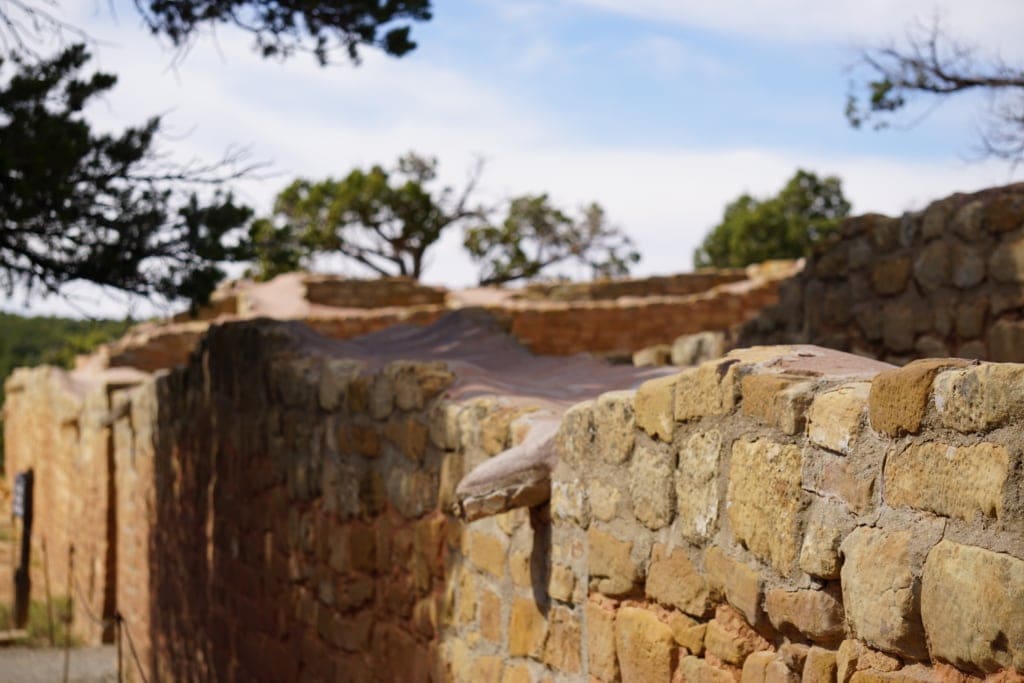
[741,184,1024,364]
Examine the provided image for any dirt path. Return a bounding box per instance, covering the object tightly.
[0,645,116,683]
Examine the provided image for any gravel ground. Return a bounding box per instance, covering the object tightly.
[0,645,117,683]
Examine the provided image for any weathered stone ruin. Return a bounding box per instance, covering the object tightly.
[3,183,1024,682]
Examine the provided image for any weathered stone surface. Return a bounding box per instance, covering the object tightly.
[555,399,594,468]
[799,506,852,580]
[635,374,677,442]
[544,605,582,673]
[479,587,502,642]
[766,659,801,683]
[672,330,727,366]
[586,597,619,682]
[466,531,507,578]
[676,429,723,542]
[915,335,949,358]
[674,358,742,421]
[807,382,870,455]
[634,344,672,367]
[872,256,911,295]
[548,563,576,603]
[934,363,1024,432]
[588,527,640,597]
[390,361,454,411]
[989,236,1024,283]
[802,647,838,683]
[741,373,816,435]
[683,655,738,683]
[913,241,951,292]
[369,372,395,419]
[508,596,548,658]
[501,665,532,683]
[988,318,1024,362]
[952,200,985,240]
[957,340,987,360]
[589,479,623,522]
[631,443,676,529]
[884,442,1010,520]
[921,540,1024,673]
[881,300,915,353]
[727,438,805,573]
[615,606,676,682]
[594,390,636,463]
[951,244,986,288]
[705,546,762,626]
[706,605,772,667]
[985,192,1024,233]
[744,651,778,683]
[840,528,929,659]
[668,612,706,655]
[764,589,845,645]
[869,358,971,436]
[552,477,590,528]
[646,544,712,617]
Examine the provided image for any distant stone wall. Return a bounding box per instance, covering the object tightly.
[741,183,1024,363]
[304,275,449,308]
[518,270,749,301]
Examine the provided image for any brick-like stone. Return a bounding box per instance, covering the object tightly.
[470,656,504,681]
[868,358,971,436]
[871,256,911,295]
[741,373,816,435]
[501,665,532,683]
[913,240,950,292]
[390,361,453,411]
[683,655,739,683]
[594,390,636,463]
[509,596,548,658]
[921,540,1024,673]
[807,382,870,455]
[881,300,915,353]
[988,318,1024,362]
[631,443,676,529]
[467,531,507,578]
[615,606,676,682]
[383,415,428,461]
[369,372,394,419]
[840,528,928,659]
[556,400,594,467]
[952,244,986,288]
[765,589,845,645]
[588,527,641,597]
[586,597,619,682]
[674,358,744,421]
[589,479,622,522]
[884,442,1010,520]
[676,429,723,542]
[544,605,582,673]
[799,507,852,580]
[479,587,502,642]
[548,563,576,603]
[667,612,706,656]
[802,647,837,683]
[766,659,801,683]
[646,544,712,618]
[705,546,762,626]
[727,438,805,573]
[933,364,1024,433]
[743,651,778,683]
[705,605,772,667]
[635,374,677,441]
[989,235,1024,283]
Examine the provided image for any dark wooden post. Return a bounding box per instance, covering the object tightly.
[12,468,34,629]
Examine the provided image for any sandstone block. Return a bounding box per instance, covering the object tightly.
[988,319,1024,362]
[807,382,870,455]
[767,660,802,683]
[682,655,739,683]
[548,563,576,603]
[706,605,772,667]
[884,442,1010,520]
[952,200,984,240]
[369,372,394,419]
[631,443,676,529]
[764,589,845,645]
[509,596,548,658]
[705,546,762,626]
[383,415,428,461]
[933,364,1024,433]
[594,390,636,463]
[985,192,1024,233]
[552,478,590,528]
[501,665,532,683]
[727,438,805,573]
[634,344,672,367]
[676,429,723,542]
[799,507,852,580]
[743,652,778,683]
[586,597,619,682]
[589,479,623,522]
[646,544,712,617]
[557,400,595,467]
[871,256,911,295]
[881,300,915,353]
[672,330,727,366]
[668,612,706,655]
[467,531,507,578]
[840,528,928,659]
[470,656,504,682]
[674,358,743,421]
[544,605,582,673]
[921,540,1024,673]
[635,374,677,442]
[741,373,816,435]
[615,606,676,682]
[802,647,837,683]
[479,587,502,642]
[913,241,951,292]
[951,244,986,288]
[588,527,641,597]
[989,235,1024,283]
[390,361,453,411]
[869,359,971,436]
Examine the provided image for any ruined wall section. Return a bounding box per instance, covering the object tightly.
[741,184,1024,363]
[545,347,1024,682]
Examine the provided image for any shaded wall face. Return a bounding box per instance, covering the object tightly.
[741,185,1024,363]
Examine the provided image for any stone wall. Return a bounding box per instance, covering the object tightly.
[303,275,448,309]
[517,270,750,301]
[740,184,1024,364]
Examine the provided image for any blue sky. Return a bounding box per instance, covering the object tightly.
[7,0,1023,317]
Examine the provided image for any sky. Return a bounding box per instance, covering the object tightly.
[5,0,1024,318]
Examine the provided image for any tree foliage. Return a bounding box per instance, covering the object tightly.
[694,170,851,269]
[464,195,640,285]
[1,0,432,65]
[847,17,1024,162]
[0,44,254,309]
[244,153,484,280]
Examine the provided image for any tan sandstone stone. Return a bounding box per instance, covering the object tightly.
[544,605,582,673]
[501,665,533,683]
[727,438,805,573]
[635,374,677,442]
[869,359,972,436]
[871,256,911,295]
[646,544,712,618]
[674,359,742,421]
[705,605,772,667]
[589,479,623,522]
[921,540,1024,673]
[586,597,619,682]
[807,382,870,455]
[884,442,1010,520]
[765,589,845,645]
[933,364,1024,433]
[509,596,548,659]
[989,235,1024,283]
[705,546,762,626]
[676,429,723,542]
[667,612,706,655]
[741,373,816,435]
[588,527,641,597]
[594,390,637,463]
[631,443,677,529]
[615,606,677,682]
[766,659,802,683]
[840,528,928,659]
[744,652,779,683]
[683,654,739,683]
[467,530,507,578]
[802,647,838,683]
[548,563,576,603]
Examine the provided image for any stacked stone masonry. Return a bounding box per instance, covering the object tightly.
[6,314,1024,683]
[740,183,1024,364]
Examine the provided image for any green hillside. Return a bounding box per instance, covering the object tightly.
[0,313,132,472]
